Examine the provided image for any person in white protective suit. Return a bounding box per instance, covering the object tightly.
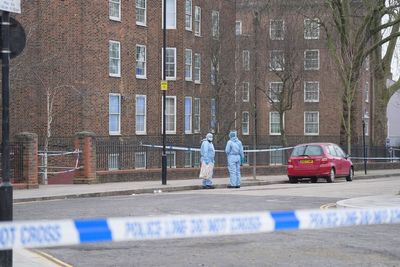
[200,133,215,189]
[225,131,244,188]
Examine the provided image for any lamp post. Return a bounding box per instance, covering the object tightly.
[0,10,13,267]
[161,0,167,185]
[362,119,367,175]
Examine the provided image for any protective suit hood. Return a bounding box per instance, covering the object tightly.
[229,131,238,141]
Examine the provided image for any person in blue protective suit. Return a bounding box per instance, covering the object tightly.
[200,133,215,189]
[225,130,244,188]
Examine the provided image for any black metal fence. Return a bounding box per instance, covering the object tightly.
[95,135,400,171]
[0,143,24,183]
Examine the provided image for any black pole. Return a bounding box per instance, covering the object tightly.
[0,11,13,267]
[362,119,367,175]
[161,0,167,185]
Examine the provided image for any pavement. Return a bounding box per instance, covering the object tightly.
[8,168,400,267]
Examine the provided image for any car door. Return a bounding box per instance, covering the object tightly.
[333,145,347,175]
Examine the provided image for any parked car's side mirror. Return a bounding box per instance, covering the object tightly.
[345,154,350,159]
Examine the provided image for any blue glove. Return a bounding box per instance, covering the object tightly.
[205,159,210,165]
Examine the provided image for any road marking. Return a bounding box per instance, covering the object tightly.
[320,203,337,209]
[30,249,74,267]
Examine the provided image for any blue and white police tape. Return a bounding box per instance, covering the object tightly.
[140,144,293,153]
[1,207,400,250]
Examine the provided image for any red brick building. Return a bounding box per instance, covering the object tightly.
[10,0,236,142]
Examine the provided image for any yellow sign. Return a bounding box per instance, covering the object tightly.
[160,80,168,91]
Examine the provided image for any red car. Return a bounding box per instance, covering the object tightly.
[287,143,354,183]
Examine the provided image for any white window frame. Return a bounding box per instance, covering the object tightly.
[269,112,283,135]
[194,53,201,83]
[109,40,121,77]
[242,82,250,102]
[243,50,250,71]
[136,0,147,26]
[211,98,217,130]
[184,97,192,134]
[269,50,284,71]
[242,111,250,135]
[304,81,320,102]
[135,95,147,135]
[162,0,177,29]
[269,82,283,102]
[162,47,177,80]
[184,151,193,167]
[304,111,319,135]
[136,44,146,79]
[108,153,120,170]
[304,49,320,70]
[134,152,147,169]
[193,98,201,133]
[235,20,242,36]
[365,82,369,103]
[211,61,219,85]
[212,10,219,39]
[109,93,121,135]
[270,19,284,40]
[304,18,320,40]
[109,0,121,21]
[269,145,284,165]
[185,0,192,31]
[166,151,176,168]
[162,96,177,134]
[185,49,192,81]
[194,6,201,36]
[364,112,369,136]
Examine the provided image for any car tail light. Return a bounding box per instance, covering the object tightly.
[288,159,292,164]
[321,158,328,164]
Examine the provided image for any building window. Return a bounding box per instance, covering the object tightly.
[108,153,119,170]
[243,145,249,165]
[304,111,319,135]
[243,50,250,71]
[109,41,121,77]
[162,47,176,80]
[194,53,201,83]
[136,45,146,78]
[365,55,370,71]
[194,6,201,36]
[235,20,242,36]
[270,19,284,40]
[193,151,200,167]
[269,82,283,102]
[185,97,192,134]
[269,112,282,135]
[135,95,146,134]
[134,152,146,169]
[270,50,284,71]
[304,49,320,70]
[304,81,319,102]
[185,0,192,31]
[163,0,176,29]
[242,82,249,102]
[162,96,176,134]
[109,0,121,21]
[136,0,146,26]
[211,98,216,129]
[212,10,219,39]
[185,49,192,81]
[193,98,200,133]
[304,19,319,39]
[211,62,219,85]
[184,151,192,167]
[166,151,176,168]
[365,82,369,103]
[109,94,121,135]
[242,111,249,135]
[270,146,283,165]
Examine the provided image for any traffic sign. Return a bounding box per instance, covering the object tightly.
[0,16,26,58]
[0,0,21,13]
[161,80,168,91]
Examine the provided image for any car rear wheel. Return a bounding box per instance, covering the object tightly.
[346,167,354,182]
[326,168,335,183]
[310,177,318,183]
[288,176,298,183]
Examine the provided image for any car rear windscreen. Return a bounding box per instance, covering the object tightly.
[291,145,323,156]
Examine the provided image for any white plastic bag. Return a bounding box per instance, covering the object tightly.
[199,162,214,179]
